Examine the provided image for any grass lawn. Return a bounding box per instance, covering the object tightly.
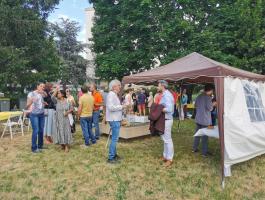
[0,120,265,200]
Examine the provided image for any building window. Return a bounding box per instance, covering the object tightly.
[243,82,265,122]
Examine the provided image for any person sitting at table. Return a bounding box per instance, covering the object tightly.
[192,84,217,157]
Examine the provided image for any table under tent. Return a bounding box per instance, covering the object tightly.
[122,52,265,187]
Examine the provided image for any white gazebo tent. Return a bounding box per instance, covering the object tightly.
[123,52,265,187]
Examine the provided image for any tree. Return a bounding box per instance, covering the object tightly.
[0,0,61,97]
[50,18,88,87]
[90,0,265,81]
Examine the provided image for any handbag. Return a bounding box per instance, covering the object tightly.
[71,122,76,133]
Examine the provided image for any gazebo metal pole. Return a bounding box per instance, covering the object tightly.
[214,77,225,189]
[177,80,184,133]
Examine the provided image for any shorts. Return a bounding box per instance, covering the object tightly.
[138,104,145,110]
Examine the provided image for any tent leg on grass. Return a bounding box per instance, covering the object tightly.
[222,178,225,189]
[177,80,184,133]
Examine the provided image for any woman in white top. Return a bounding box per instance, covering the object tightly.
[147,91,154,112]
[124,89,133,114]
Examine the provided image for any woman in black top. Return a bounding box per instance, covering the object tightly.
[43,83,56,144]
[132,91,138,114]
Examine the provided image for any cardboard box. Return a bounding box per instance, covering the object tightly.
[134,116,149,123]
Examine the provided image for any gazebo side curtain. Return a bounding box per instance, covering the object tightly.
[214,77,225,184]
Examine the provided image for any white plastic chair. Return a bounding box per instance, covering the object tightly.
[22,110,31,132]
[1,113,24,139]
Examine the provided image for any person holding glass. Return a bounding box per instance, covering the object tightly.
[52,87,73,152]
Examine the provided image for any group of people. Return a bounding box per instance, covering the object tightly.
[108,79,216,165]
[26,82,103,153]
[26,79,217,166]
[123,88,149,116]
[123,86,189,120]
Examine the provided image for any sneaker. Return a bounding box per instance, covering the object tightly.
[114,154,123,161]
[202,152,213,157]
[192,149,199,153]
[80,144,90,149]
[32,149,42,153]
[107,159,119,164]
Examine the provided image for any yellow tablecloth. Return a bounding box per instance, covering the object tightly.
[187,104,194,109]
[0,111,23,121]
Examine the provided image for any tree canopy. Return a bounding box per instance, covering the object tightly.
[90,0,265,81]
[0,0,61,97]
[50,18,88,87]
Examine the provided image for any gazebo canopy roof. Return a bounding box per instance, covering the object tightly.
[123,52,265,84]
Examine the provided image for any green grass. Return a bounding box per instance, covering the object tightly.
[0,120,265,200]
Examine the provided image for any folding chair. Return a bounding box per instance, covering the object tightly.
[1,113,24,139]
[22,110,31,132]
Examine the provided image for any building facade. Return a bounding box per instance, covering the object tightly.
[85,7,95,81]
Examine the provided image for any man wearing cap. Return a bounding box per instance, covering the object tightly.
[158,80,175,167]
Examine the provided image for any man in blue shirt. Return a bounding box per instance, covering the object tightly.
[137,89,146,116]
[158,80,175,167]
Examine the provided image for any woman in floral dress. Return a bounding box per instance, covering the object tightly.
[52,88,73,152]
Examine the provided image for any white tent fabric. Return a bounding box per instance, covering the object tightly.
[224,77,265,167]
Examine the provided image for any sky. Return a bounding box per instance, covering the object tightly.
[48,0,92,43]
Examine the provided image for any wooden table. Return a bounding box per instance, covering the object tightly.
[101,122,150,139]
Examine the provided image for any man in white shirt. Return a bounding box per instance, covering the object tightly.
[106,79,125,163]
[158,80,175,167]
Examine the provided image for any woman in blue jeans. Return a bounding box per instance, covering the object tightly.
[26,83,46,153]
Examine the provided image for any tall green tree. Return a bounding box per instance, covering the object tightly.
[0,0,61,97]
[90,0,265,81]
[50,18,88,87]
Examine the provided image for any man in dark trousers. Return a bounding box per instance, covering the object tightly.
[192,84,217,157]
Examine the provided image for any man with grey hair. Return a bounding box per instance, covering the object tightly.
[158,80,175,167]
[106,79,125,163]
